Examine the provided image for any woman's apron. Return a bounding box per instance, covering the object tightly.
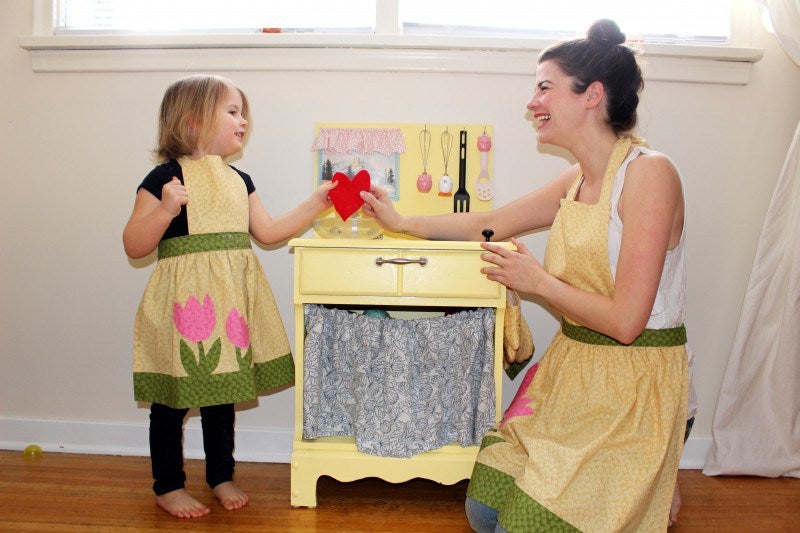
[467,137,689,532]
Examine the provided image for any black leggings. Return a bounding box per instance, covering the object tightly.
[149,402,236,495]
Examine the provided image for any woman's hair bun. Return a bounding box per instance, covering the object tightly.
[586,19,626,46]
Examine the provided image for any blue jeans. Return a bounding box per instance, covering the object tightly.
[466,497,507,533]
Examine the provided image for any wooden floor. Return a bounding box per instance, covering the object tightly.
[1,449,798,532]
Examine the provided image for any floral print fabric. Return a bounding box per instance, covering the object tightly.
[302,305,496,458]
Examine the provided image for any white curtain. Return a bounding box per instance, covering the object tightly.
[703,0,800,477]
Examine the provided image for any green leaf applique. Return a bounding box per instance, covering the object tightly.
[199,337,222,375]
[179,339,199,376]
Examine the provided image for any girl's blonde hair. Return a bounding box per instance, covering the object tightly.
[154,74,251,162]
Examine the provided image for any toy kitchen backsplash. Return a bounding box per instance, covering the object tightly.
[311,123,494,238]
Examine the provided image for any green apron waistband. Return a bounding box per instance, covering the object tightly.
[158,232,251,259]
[561,320,686,347]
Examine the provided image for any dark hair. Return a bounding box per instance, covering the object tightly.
[539,19,643,134]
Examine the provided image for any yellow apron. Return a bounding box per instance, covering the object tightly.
[467,137,688,532]
[133,156,293,408]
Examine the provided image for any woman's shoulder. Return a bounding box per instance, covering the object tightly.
[624,149,682,195]
[628,149,679,177]
[631,147,677,168]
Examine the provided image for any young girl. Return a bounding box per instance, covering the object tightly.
[123,74,335,518]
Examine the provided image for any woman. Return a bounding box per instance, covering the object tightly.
[361,19,689,532]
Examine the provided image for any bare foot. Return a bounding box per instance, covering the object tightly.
[668,481,681,527]
[155,489,211,518]
[213,481,249,511]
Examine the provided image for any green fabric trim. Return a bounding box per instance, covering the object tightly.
[467,462,517,510]
[479,434,505,451]
[158,232,251,259]
[468,463,579,533]
[500,485,580,532]
[505,358,532,380]
[134,353,294,408]
[254,353,295,391]
[561,320,686,347]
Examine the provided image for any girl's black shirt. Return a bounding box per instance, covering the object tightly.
[137,158,255,242]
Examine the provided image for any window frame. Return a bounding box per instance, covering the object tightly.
[19,0,763,85]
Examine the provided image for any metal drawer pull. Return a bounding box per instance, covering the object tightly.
[374,257,428,267]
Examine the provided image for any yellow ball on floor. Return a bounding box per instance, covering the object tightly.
[23,444,42,459]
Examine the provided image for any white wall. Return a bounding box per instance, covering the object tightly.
[2,1,799,467]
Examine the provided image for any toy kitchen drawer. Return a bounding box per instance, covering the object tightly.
[291,238,515,307]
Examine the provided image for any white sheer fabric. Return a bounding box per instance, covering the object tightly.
[703,0,800,478]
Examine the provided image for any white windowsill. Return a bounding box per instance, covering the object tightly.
[18,33,764,85]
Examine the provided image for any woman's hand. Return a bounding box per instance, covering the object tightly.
[360,185,403,233]
[480,238,546,294]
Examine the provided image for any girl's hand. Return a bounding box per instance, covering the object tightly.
[480,238,546,294]
[160,176,187,217]
[360,185,403,232]
[313,179,337,212]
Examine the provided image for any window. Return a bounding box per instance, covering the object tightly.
[56,0,375,34]
[400,0,731,44]
[57,0,730,45]
[22,0,762,84]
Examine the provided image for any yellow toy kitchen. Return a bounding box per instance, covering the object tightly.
[289,122,525,507]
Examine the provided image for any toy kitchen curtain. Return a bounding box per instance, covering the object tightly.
[704,0,800,478]
[302,304,496,458]
[311,127,406,155]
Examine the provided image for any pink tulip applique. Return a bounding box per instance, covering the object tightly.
[499,362,539,428]
[173,294,221,376]
[225,308,252,370]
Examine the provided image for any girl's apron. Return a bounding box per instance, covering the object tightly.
[133,155,294,408]
[467,137,689,532]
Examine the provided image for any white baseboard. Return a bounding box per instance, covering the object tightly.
[0,417,293,463]
[0,416,711,468]
[680,435,712,469]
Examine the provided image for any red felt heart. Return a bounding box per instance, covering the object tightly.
[329,170,370,221]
